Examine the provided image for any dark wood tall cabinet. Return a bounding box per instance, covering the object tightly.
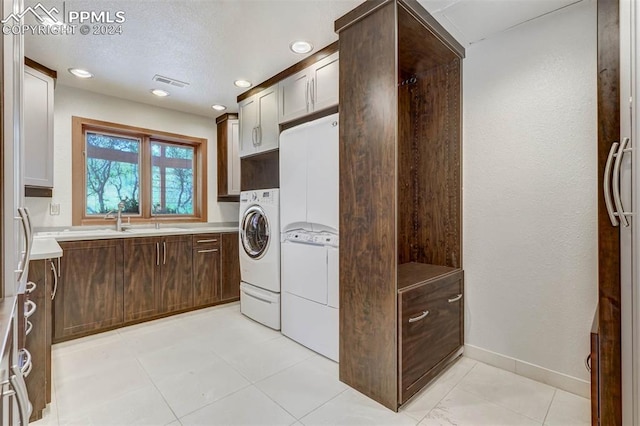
[335,0,464,410]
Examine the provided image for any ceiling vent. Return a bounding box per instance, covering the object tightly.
[152,74,190,88]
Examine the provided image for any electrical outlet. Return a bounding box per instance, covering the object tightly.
[49,203,60,215]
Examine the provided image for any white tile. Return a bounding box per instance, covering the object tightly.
[420,388,542,426]
[457,362,555,422]
[544,389,590,426]
[401,356,477,421]
[55,358,153,421]
[154,356,250,418]
[57,385,176,426]
[300,388,416,426]
[217,336,316,382]
[118,321,198,356]
[52,330,122,357]
[137,335,219,381]
[180,386,296,426]
[256,356,348,418]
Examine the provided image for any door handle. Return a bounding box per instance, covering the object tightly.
[408,310,429,323]
[163,241,167,265]
[198,248,219,253]
[448,294,463,303]
[306,79,310,111]
[50,260,59,300]
[310,78,315,105]
[156,242,160,266]
[612,137,632,227]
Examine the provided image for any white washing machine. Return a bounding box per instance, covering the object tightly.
[239,189,281,329]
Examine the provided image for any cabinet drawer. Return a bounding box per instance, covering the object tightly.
[399,271,463,401]
[193,234,221,249]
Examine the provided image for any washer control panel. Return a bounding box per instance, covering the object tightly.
[283,230,338,247]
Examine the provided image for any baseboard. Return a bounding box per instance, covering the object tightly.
[464,344,590,399]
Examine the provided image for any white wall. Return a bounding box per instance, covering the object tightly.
[25,85,239,226]
[463,0,597,384]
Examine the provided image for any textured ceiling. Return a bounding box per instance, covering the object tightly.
[24,0,583,119]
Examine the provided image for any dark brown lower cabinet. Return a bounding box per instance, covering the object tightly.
[25,258,54,421]
[193,234,222,307]
[159,235,193,313]
[53,240,124,343]
[398,264,464,405]
[221,233,240,301]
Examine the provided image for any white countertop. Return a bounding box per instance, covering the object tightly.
[31,237,63,260]
[33,223,239,242]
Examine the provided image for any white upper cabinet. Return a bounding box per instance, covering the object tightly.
[278,52,339,124]
[239,85,279,158]
[24,64,55,190]
[228,119,241,195]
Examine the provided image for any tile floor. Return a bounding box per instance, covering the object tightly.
[33,303,590,426]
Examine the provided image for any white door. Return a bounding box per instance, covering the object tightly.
[228,119,241,195]
[306,113,339,232]
[279,70,310,123]
[24,66,53,188]
[256,85,279,153]
[312,52,339,113]
[279,124,308,230]
[238,96,257,158]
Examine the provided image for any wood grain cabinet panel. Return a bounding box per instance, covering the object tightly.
[221,233,240,301]
[159,235,193,313]
[193,234,221,307]
[54,240,124,342]
[124,237,161,322]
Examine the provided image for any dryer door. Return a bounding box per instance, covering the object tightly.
[241,205,270,259]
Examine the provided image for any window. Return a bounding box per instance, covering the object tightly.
[72,117,207,225]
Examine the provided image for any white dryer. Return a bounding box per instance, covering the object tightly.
[239,189,281,330]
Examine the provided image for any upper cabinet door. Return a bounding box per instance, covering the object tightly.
[238,96,257,158]
[256,85,279,153]
[279,69,311,124]
[228,119,241,195]
[24,66,54,188]
[311,52,339,113]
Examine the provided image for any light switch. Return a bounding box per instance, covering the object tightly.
[50,203,60,215]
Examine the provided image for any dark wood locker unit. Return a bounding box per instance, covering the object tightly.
[53,240,124,342]
[192,234,222,307]
[25,259,55,421]
[335,0,464,411]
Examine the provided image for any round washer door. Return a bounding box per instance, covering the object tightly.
[241,205,270,259]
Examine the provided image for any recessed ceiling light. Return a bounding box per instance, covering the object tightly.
[68,68,93,79]
[212,104,227,111]
[290,40,313,54]
[150,89,170,97]
[234,80,252,88]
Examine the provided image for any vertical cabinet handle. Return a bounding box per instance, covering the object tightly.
[252,127,257,147]
[612,137,631,227]
[50,260,58,300]
[306,80,310,111]
[310,78,315,105]
[163,241,167,265]
[603,142,618,226]
[156,242,160,266]
[408,310,429,323]
[17,208,31,282]
[257,126,262,146]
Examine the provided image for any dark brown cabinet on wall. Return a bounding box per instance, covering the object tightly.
[53,240,124,342]
[335,0,464,411]
[124,235,193,321]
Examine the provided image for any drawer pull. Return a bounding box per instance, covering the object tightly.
[25,320,33,336]
[20,349,32,377]
[448,294,463,303]
[408,310,429,323]
[585,354,592,372]
[25,281,36,294]
[24,300,36,318]
[198,249,219,253]
[197,239,218,244]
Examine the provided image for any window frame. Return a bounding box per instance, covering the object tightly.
[72,116,208,225]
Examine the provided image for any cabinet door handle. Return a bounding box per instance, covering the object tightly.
[163,241,167,265]
[612,137,631,227]
[585,354,592,372]
[198,248,219,253]
[252,127,257,146]
[25,281,36,294]
[310,78,315,105]
[448,294,463,303]
[197,239,218,243]
[25,320,33,336]
[257,125,262,145]
[408,310,429,323]
[9,365,32,422]
[24,300,36,318]
[156,242,160,266]
[50,261,58,300]
[306,79,310,111]
[20,349,32,377]
[604,142,619,226]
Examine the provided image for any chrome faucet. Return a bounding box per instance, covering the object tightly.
[104,201,127,231]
